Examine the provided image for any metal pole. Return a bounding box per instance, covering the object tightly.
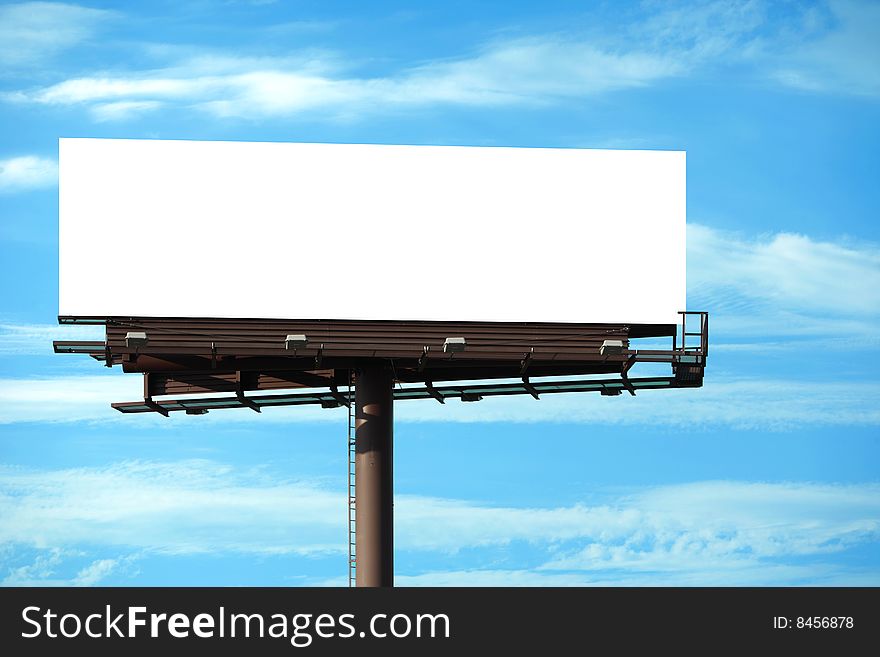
[355,364,394,587]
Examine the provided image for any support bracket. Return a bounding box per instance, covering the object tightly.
[329,382,351,408]
[621,354,637,396]
[144,398,169,417]
[520,348,534,375]
[417,346,429,372]
[235,371,261,412]
[522,376,540,400]
[425,380,445,404]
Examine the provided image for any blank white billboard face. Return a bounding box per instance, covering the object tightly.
[59,139,685,325]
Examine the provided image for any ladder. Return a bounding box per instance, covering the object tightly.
[347,370,357,587]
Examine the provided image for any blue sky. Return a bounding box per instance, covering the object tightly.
[1,0,879,586]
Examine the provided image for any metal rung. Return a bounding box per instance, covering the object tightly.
[346,368,357,588]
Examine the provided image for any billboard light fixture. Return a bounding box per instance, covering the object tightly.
[125,331,148,348]
[443,337,467,353]
[599,339,625,356]
[285,334,309,350]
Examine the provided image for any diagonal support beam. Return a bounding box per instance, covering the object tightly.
[520,348,534,375]
[621,354,637,396]
[522,376,540,400]
[417,346,430,372]
[143,398,169,417]
[329,382,351,408]
[425,380,445,404]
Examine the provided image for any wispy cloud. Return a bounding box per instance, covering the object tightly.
[1,460,877,585]
[70,557,122,585]
[688,223,880,339]
[2,1,876,123]
[4,40,686,121]
[0,2,115,69]
[2,549,128,586]
[0,460,343,557]
[396,481,880,560]
[0,373,331,425]
[0,322,103,355]
[0,156,58,193]
[390,563,880,587]
[0,1,770,120]
[2,549,65,586]
[770,0,880,97]
[392,37,686,106]
[90,100,163,122]
[538,481,880,576]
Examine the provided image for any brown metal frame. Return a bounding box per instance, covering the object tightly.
[54,311,708,587]
[54,316,699,385]
[55,314,707,410]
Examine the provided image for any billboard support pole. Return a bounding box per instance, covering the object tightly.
[355,364,394,587]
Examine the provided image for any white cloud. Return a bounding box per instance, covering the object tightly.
[710,336,880,354]
[393,38,686,106]
[28,76,199,104]
[0,156,58,193]
[538,481,880,577]
[0,374,144,424]
[0,322,103,355]
[1,1,768,120]
[6,58,372,118]
[0,460,343,557]
[2,550,129,586]
[633,0,768,62]
[771,0,880,97]
[0,2,114,68]
[0,373,339,425]
[1,460,877,585]
[90,100,163,122]
[390,563,880,587]
[396,480,880,561]
[688,223,880,338]
[1,0,874,122]
[71,557,122,586]
[2,548,65,586]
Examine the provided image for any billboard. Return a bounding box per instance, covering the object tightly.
[59,139,685,325]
